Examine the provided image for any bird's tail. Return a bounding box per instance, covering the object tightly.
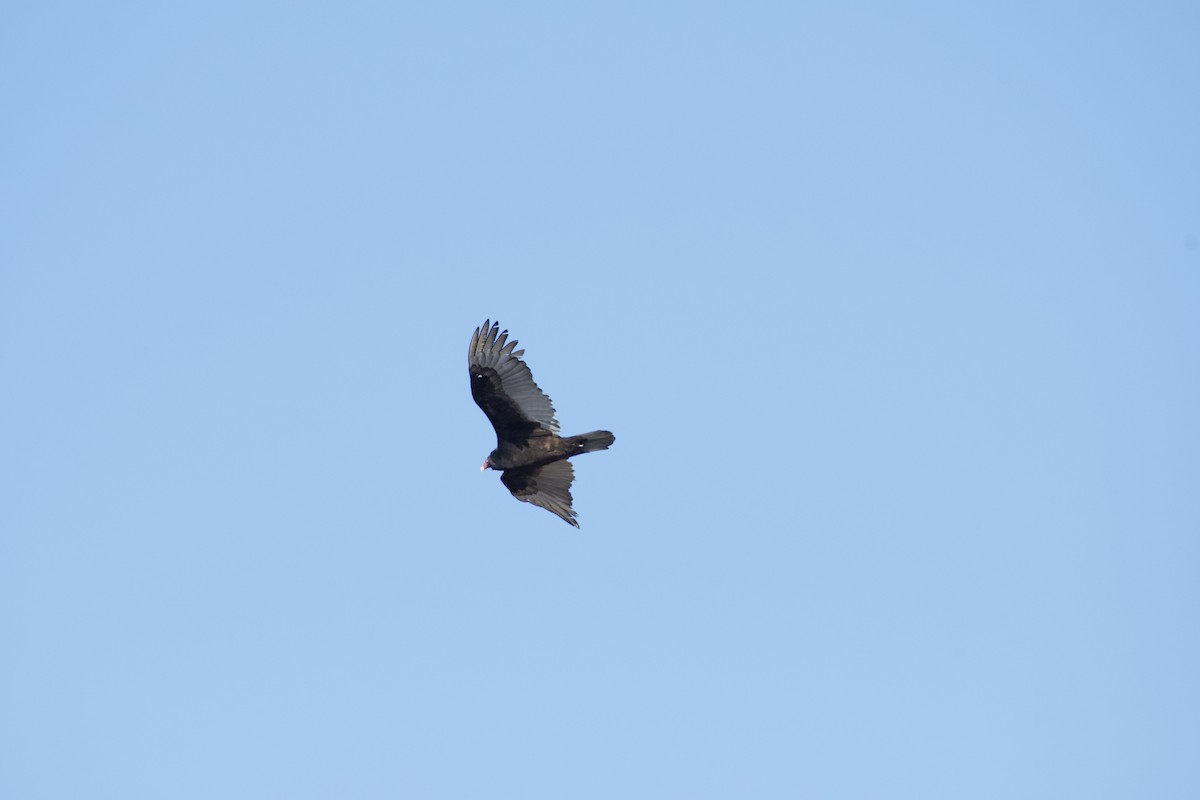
[567,430,615,455]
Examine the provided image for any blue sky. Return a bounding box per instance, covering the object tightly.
[2,3,1198,798]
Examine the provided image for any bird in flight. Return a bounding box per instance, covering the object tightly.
[469,319,614,528]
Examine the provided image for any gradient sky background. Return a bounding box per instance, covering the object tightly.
[3,3,1198,798]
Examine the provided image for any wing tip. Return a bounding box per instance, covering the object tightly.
[472,319,527,365]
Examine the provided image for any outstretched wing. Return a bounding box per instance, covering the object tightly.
[500,460,579,528]
[469,319,560,443]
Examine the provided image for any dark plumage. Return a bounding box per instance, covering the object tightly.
[469,319,614,527]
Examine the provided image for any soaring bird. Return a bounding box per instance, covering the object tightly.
[469,319,614,527]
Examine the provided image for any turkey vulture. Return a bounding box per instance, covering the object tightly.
[469,319,615,528]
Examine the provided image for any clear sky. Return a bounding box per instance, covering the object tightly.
[3,3,1198,798]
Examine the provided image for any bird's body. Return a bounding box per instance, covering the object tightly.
[469,319,614,527]
[482,429,613,472]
